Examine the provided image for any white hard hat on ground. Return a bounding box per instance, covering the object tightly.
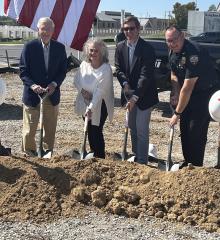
[209,90,220,122]
[148,143,158,159]
[0,79,6,105]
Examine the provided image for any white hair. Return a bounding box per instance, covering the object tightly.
[37,17,55,29]
[83,38,109,63]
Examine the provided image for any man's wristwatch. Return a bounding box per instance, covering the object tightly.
[174,110,181,116]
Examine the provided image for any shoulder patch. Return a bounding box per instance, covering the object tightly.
[189,55,199,65]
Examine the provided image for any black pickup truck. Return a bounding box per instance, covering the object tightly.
[145,39,220,91]
[63,39,220,92]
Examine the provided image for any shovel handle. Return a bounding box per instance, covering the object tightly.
[84,116,89,132]
[166,125,174,171]
[217,122,220,168]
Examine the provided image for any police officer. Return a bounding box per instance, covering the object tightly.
[165,25,218,167]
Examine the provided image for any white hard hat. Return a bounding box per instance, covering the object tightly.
[209,90,220,122]
[148,143,157,159]
[0,79,6,105]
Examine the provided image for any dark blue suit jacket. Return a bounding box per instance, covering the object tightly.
[115,37,159,110]
[19,39,67,107]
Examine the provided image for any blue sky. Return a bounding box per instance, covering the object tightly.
[98,1,220,18]
[0,0,219,17]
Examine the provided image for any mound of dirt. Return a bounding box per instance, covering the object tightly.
[0,155,219,233]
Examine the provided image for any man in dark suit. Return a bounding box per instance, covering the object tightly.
[115,16,159,164]
[20,17,67,156]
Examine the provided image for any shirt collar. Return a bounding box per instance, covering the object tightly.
[41,39,50,49]
[126,38,139,48]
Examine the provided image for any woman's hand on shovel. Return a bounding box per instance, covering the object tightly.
[85,107,92,120]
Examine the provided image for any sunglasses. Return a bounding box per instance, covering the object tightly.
[123,26,136,32]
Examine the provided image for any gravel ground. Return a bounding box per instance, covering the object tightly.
[0,212,220,240]
[0,71,220,239]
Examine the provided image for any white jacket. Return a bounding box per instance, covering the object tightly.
[74,61,114,126]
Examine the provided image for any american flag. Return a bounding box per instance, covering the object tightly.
[4,0,100,50]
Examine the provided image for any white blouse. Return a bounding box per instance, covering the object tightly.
[74,61,114,126]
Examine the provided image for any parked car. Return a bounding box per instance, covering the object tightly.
[189,32,220,43]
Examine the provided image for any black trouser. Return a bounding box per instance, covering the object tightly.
[180,90,212,166]
[87,101,108,159]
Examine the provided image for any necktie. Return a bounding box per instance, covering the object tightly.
[43,45,49,71]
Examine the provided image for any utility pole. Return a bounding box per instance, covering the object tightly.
[165,11,171,29]
[121,9,125,27]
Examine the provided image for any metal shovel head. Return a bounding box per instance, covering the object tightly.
[67,149,94,160]
[157,160,167,171]
[127,155,136,162]
[43,150,52,159]
[170,163,180,171]
[114,151,128,161]
[84,152,94,160]
[157,160,180,172]
[37,149,52,159]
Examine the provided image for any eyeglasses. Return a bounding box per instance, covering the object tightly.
[123,26,136,32]
[89,48,99,53]
[165,34,181,44]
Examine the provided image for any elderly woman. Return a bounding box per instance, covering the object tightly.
[74,38,114,159]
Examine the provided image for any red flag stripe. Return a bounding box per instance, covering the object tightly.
[18,0,41,27]
[4,0,11,14]
[50,0,72,40]
[4,0,100,50]
[71,0,100,50]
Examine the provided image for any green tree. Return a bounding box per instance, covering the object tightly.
[0,16,17,26]
[172,2,197,29]
[208,4,217,11]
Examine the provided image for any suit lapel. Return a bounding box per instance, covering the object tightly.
[130,38,141,73]
[48,40,54,74]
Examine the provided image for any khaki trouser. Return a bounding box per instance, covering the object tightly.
[22,98,59,152]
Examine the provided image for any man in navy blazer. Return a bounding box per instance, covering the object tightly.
[115,16,159,164]
[20,17,67,157]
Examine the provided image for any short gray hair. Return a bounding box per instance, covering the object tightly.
[83,38,109,63]
[37,17,55,29]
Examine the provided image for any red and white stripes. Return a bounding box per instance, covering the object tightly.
[4,0,100,50]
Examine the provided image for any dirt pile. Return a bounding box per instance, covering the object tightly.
[0,154,219,233]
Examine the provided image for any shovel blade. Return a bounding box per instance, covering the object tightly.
[43,150,52,159]
[80,150,88,160]
[157,160,167,171]
[170,163,180,171]
[38,149,44,158]
[84,152,94,160]
[114,152,128,161]
[37,149,52,159]
[65,149,94,160]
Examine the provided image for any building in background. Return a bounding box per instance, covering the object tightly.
[139,17,169,31]
[0,11,168,40]
[188,10,220,36]
[0,25,37,40]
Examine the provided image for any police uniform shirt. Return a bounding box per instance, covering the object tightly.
[169,39,217,93]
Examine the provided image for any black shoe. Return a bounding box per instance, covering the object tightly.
[179,161,188,169]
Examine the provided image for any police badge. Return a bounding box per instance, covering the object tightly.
[180,56,186,66]
[189,55,199,65]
